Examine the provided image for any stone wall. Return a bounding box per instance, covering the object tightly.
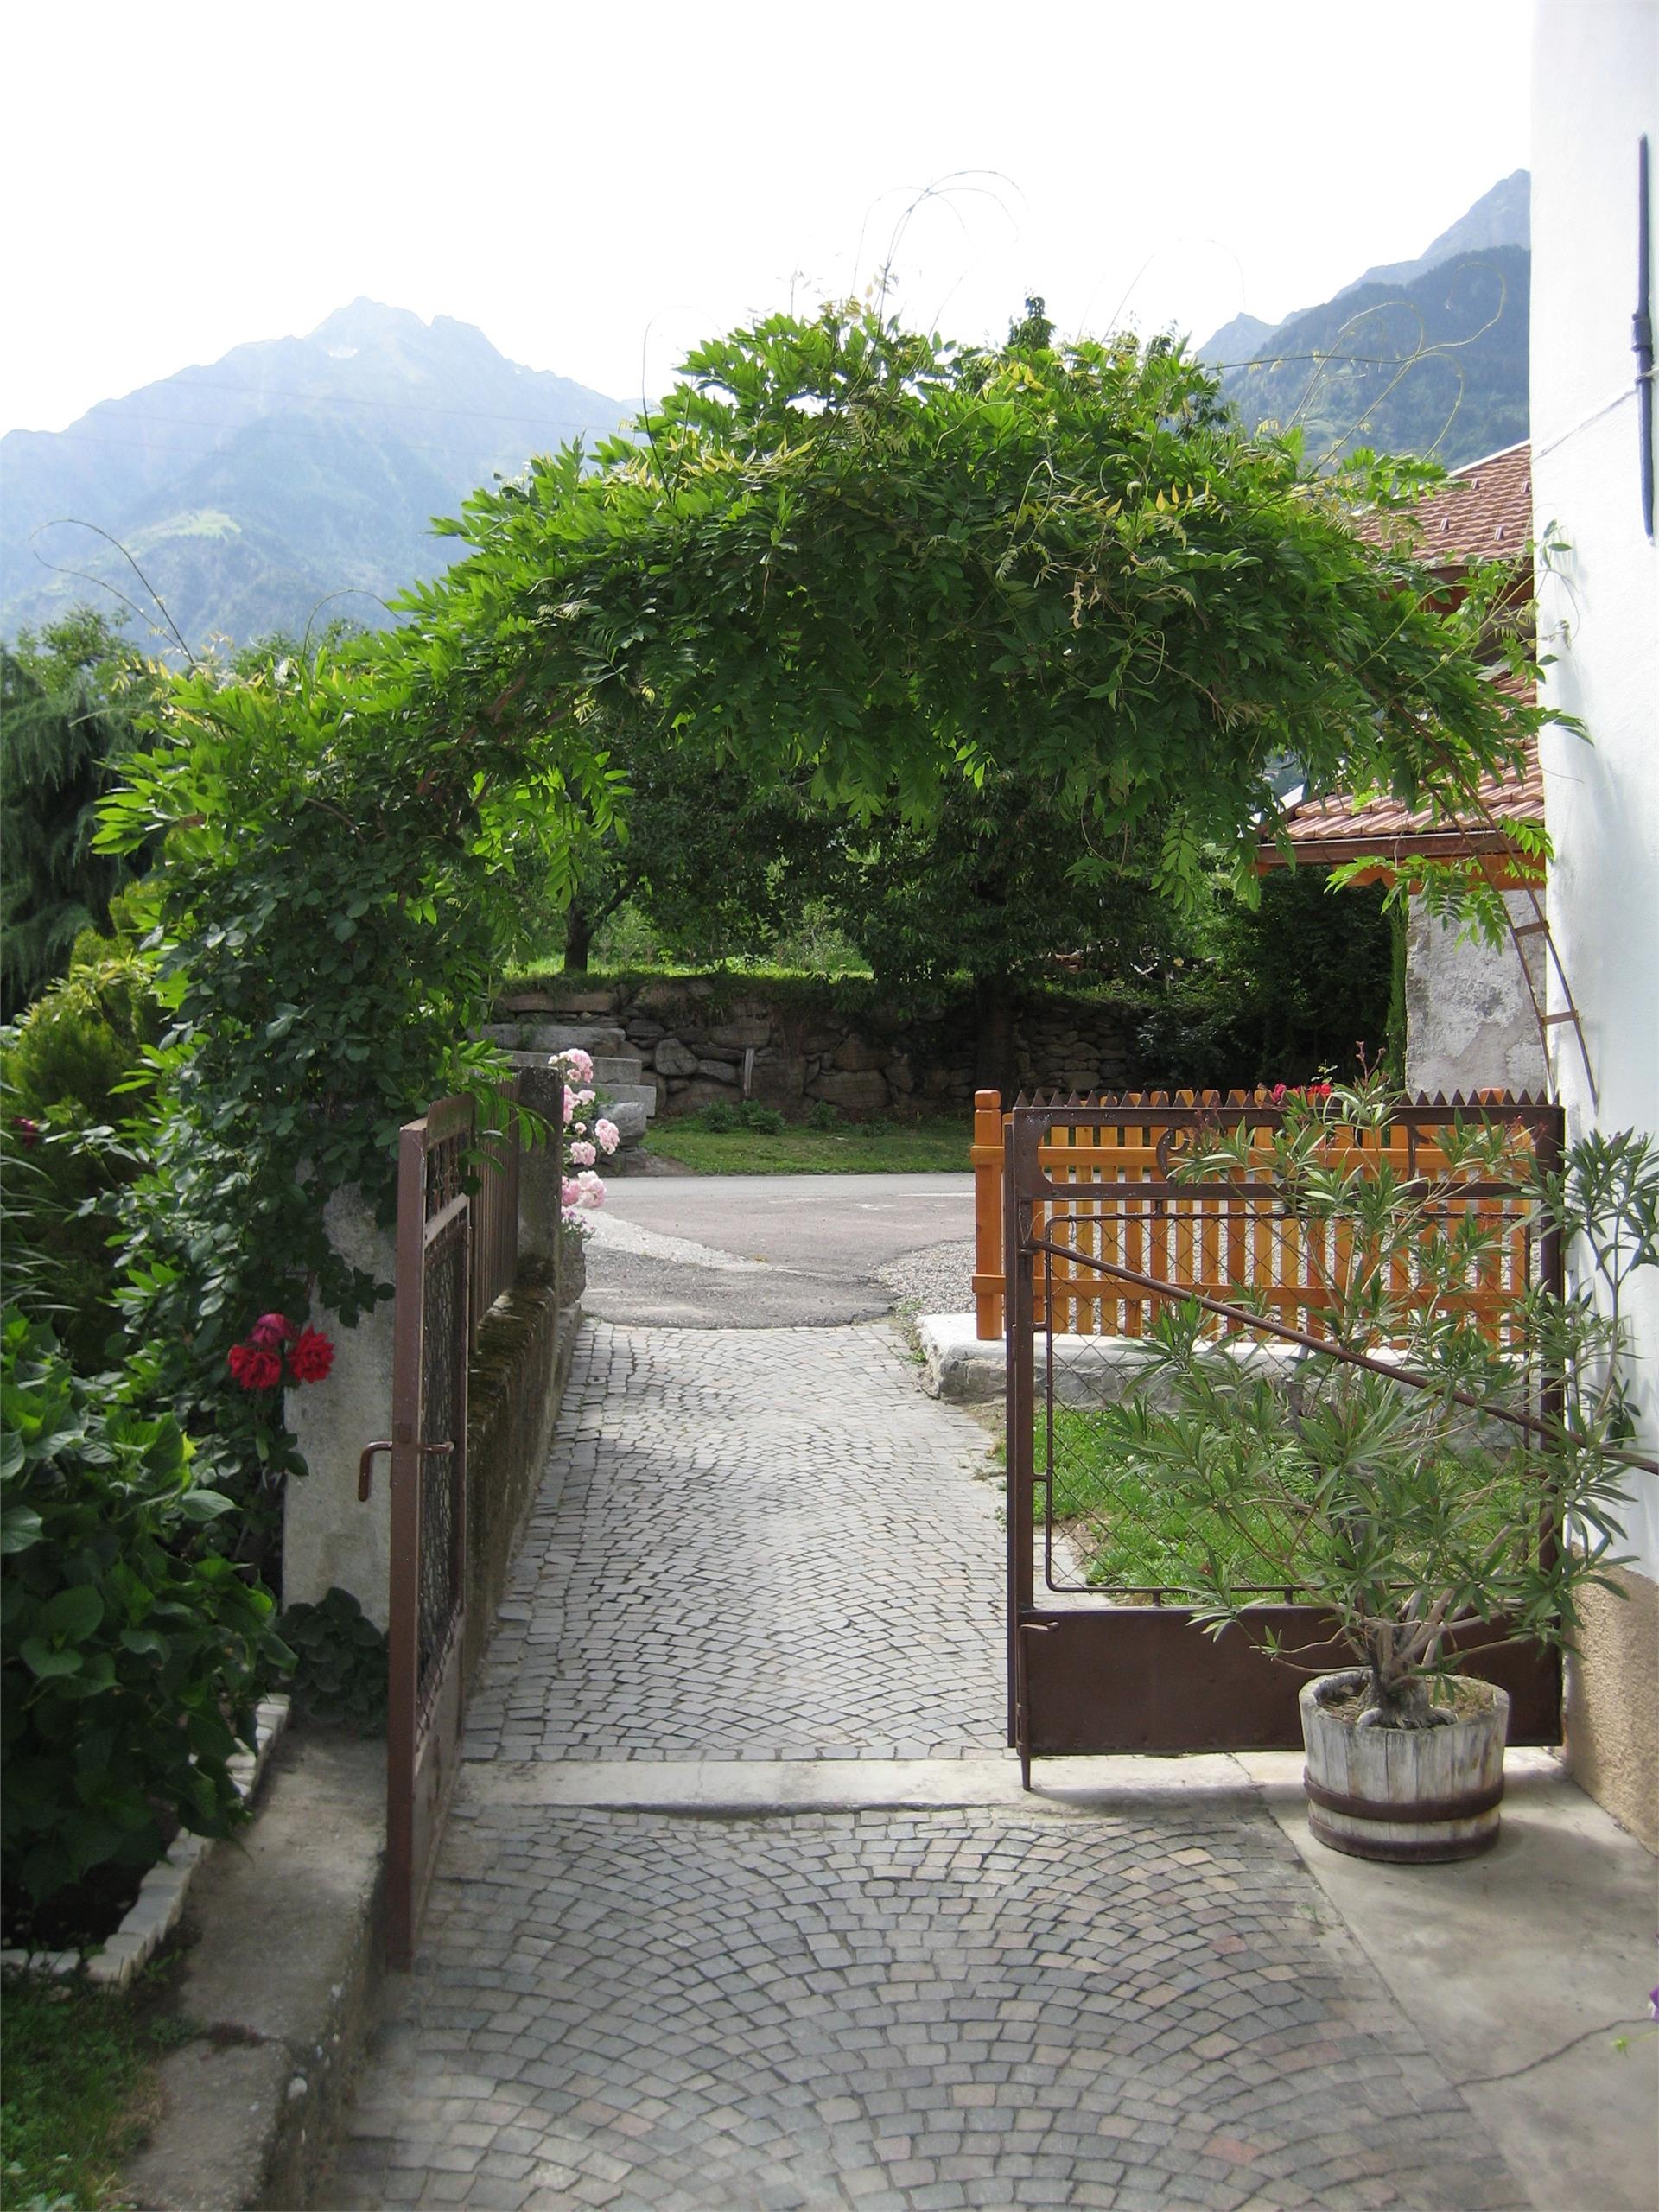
[463,1255,577,1683]
[1405,891,1548,1098]
[503,977,1143,1119]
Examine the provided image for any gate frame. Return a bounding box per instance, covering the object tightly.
[385,1093,472,1969]
[1003,1096,1566,1780]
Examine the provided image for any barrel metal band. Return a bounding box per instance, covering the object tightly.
[1302,1771,1506,1825]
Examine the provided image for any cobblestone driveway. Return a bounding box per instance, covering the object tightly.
[463,1324,1007,1764]
[331,1317,1524,2212]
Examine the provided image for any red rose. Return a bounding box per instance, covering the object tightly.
[229,1341,283,1391]
[251,1312,296,1348]
[11,1116,41,1149]
[288,1328,334,1384]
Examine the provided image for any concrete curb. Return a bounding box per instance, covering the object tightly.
[123,1726,386,2212]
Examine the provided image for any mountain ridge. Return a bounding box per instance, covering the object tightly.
[1,301,627,651]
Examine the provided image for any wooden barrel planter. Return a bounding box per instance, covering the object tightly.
[1299,1672,1510,1864]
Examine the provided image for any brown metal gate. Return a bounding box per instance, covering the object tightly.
[386,1095,471,1967]
[1004,1096,1565,1778]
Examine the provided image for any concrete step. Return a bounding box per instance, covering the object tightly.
[591,1055,645,1088]
[483,1022,626,1058]
[601,1079,658,1121]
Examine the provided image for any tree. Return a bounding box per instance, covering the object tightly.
[0,609,157,1019]
[393,301,1542,964]
[554,711,830,971]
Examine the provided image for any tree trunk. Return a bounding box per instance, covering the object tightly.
[973,973,1017,1100]
[563,904,594,974]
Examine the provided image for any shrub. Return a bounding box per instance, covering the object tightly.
[1,933,161,1363]
[276,1586,387,1733]
[0,1308,287,1931]
[735,1102,785,1134]
[805,1099,841,1131]
[696,1101,739,1132]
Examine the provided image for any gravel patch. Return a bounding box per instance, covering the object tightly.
[877,1235,976,1314]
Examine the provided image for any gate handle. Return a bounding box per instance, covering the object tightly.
[357,1438,455,1502]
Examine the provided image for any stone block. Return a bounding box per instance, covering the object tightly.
[748,1051,808,1108]
[695,1058,738,1084]
[664,1078,743,1113]
[830,1034,887,1072]
[654,1038,700,1077]
[602,1100,648,1147]
[704,1016,774,1051]
[495,1022,626,1057]
[808,1068,890,1113]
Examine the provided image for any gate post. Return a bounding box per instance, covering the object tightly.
[283,1184,398,1627]
[973,1090,1005,1340]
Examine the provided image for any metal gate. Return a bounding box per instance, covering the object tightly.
[1004,1096,1565,1778]
[385,1095,471,1967]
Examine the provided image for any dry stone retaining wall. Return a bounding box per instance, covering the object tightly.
[496,977,1143,1119]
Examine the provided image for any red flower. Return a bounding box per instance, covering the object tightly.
[11,1116,41,1149]
[288,1328,334,1384]
[250,1311,296,1348]
[229,1341,283,1391]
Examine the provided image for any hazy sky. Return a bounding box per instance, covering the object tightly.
[4,0,1535,436]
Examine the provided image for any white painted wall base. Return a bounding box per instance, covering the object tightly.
[283,1188,396,1626]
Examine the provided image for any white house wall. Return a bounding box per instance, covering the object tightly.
[1532,0,1658,1846]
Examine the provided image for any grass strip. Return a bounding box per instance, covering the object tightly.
[644,1119,969,1175]
[1,1968,184,2210]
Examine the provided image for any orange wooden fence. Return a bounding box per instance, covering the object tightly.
[971,1087,1557,1342]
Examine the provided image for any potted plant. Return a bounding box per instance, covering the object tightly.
[1086,1077,1658,1861]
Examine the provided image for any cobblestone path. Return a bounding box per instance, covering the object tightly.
[463,1324,1007,1764]
[332,1319,1524,2212]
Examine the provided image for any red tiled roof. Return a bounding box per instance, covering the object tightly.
[1355,440,1532,568]
[1262,727,1541,868]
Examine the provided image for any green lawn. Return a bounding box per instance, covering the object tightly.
[1044,1406,1530,1595]
[1,1970,186,2209]
[645,1116,969,1175]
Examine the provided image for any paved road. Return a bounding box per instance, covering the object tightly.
[582,1174,974,1329]
[331,1316,1526,2212]
[463,1323,1005,1764]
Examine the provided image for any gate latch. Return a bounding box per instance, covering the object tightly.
[357,1438,456,1501]
[358,1442,391,1502]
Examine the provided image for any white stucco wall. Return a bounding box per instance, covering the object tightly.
[1532,0,1659,1578]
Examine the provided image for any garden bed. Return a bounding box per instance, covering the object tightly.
[1046,1407,1533,1594]
[0,1696,289,1987]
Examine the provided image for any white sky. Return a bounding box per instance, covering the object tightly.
[3,0,1535,436]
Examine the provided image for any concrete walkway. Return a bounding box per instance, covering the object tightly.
[329,1313,1657,2212]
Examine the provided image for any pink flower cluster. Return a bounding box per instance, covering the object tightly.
[553,1050,620,1229]
[1266,1082,1334,1107]
[227,1311,334,1393]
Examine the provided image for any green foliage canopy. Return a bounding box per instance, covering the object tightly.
[397,301,1542,922]
[0,609,158,1019]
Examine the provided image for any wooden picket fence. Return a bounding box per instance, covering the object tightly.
[971,1086,1561,1342]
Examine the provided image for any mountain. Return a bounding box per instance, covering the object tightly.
[1197,174,1530,467]
[1331,170,1529,303]
[0,301,627,652]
